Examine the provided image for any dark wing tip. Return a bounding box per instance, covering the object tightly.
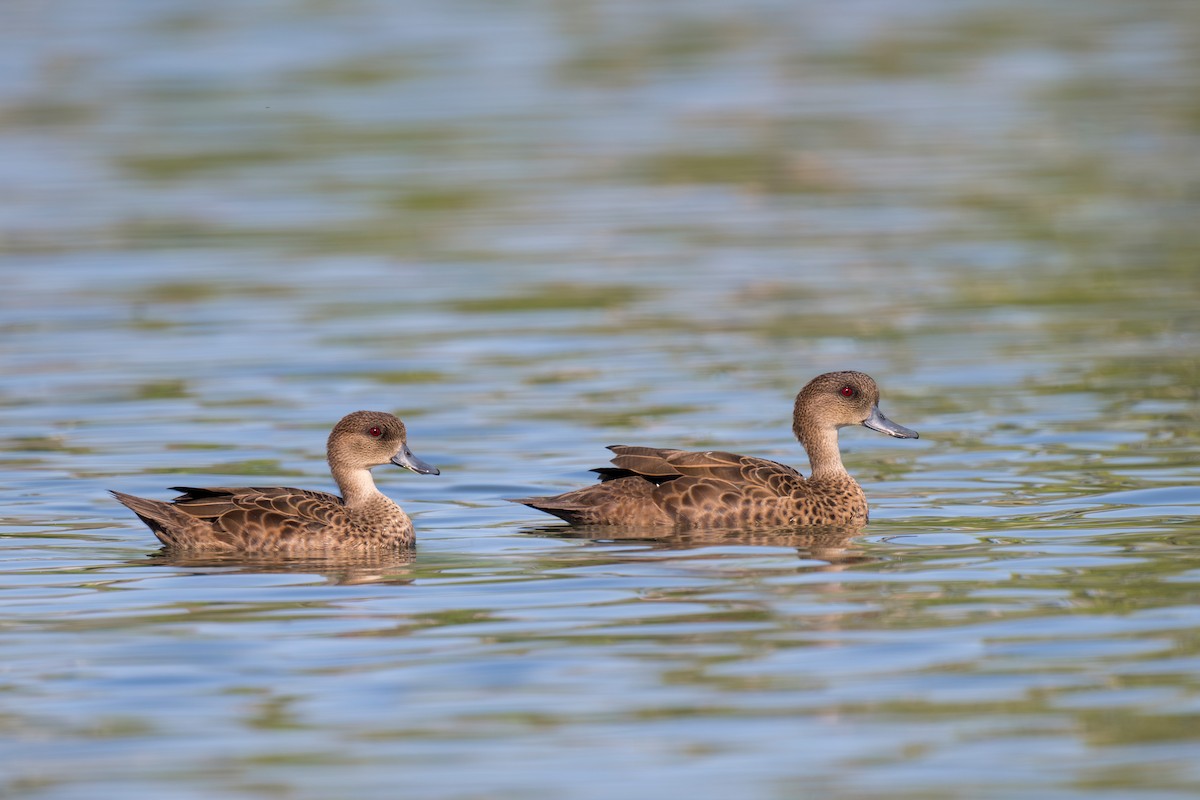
[110,489,139,506]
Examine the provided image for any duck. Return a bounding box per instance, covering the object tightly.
[513,371,917,528]
[112,411,439,552]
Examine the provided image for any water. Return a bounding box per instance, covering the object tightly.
[2,1,1199,797]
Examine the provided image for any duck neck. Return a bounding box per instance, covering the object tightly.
[799,426,850,481]
[332,463,382,508]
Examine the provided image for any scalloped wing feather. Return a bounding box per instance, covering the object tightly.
[608,446,802,484]
[168,486,347,526]
[515,446,851,527]
[115,486,368,551]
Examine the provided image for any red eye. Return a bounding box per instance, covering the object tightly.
[368,426,383,437]
[840,386,855,398]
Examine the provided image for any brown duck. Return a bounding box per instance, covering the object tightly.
[514,371,917,528]
[112,411,439,552]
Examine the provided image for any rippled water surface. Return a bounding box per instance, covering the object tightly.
[3,1,1199,797]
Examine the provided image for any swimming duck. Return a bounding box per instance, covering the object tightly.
[514,371,917,528]
[112,411,439,552]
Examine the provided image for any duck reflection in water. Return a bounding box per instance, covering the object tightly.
[138,549,417,586]
[519,522,877,570]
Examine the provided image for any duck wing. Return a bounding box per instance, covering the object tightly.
[152,486,350,550]
[168,486,345,523]
[602,445,803,485]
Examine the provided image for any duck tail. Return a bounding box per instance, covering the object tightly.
[507,495,593,525]
[110,490,194,548]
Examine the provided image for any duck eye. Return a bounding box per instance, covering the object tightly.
[840,386,856,398]
[368,426,383,437]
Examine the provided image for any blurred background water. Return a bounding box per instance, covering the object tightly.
[2,0,1199,797]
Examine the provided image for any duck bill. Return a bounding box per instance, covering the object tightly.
[391,444,440,475]
[862,405,919,439]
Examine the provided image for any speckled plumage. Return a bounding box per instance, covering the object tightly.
[112,411,439,553]
[514,371,918,528]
